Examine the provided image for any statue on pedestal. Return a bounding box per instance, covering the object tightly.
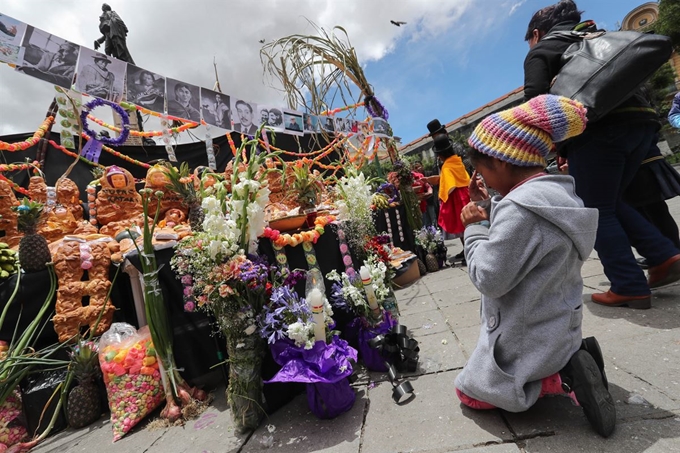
[94,3,135,64]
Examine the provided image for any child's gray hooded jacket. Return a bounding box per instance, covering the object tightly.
[455,175,598,412]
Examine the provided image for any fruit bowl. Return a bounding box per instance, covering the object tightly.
[268,214,308,232]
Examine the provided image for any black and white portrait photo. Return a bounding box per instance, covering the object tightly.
[231,98,258,135]
[303,113,320,133]
[284,110,303,136]
[200,88,231,129]
[126,64,165,113]
[166,78,200,122]
[15,26,79,89]
[371,117,392,138]
[264,107,284,131]
[321,116,335,134]
[74,47,126,103]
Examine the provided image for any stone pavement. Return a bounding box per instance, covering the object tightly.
[32,200,680,453]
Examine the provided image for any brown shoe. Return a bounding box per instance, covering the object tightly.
[591,290,651,309]
[647,254,680,289]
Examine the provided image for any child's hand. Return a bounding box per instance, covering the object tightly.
[468,170,489,202]
[461,201,489,226]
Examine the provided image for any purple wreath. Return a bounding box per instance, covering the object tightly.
[364,95,389,121]
[80,98,130,146]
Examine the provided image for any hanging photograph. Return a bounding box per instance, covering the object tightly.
[15,26,79,89]
[0,14,27,45]
[320,116,335,134]
[166,78,200,122]
[231,98,258,135]
[126,64,166,113]
[284,110,303,136]
[303,113,320,134]
[74,47,126,103]
[200,88,231,129]
[260,106,284,132]
[0,14,27,64]
[371,117,392,138]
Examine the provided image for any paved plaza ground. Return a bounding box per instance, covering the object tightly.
[31,199,680,453]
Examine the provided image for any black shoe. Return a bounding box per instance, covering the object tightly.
[562,350,616,438]
[581,337,608,390]
[636,257,648,269]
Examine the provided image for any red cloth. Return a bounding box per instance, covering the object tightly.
[438,186,470,236]
[456,372,570,410]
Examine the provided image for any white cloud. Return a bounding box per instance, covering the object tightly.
[507,0,527,16]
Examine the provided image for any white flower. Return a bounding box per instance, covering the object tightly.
[244,325,257,335]
[287,321,314,348]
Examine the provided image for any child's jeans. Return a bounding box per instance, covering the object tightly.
[456,372,579,410]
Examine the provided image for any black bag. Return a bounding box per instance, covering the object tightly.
[546,30,672,122]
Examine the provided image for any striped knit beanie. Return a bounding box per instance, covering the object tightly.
[467,95,587,167]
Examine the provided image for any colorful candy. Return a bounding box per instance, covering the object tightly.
[100,336,164,442]
[0,389,28,448]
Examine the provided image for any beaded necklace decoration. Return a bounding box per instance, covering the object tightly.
[394,208,405,242]
[272,241,290,275]
[302,241,320,273]
[335,223,356,277]
[383,211,394,247]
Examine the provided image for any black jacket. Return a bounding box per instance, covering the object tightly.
[523,21,658,129]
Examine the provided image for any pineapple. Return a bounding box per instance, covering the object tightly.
[11,199,51,272]
[66,340,102,428]
[416,258,428,276]
[425,253,440,273]
[163,162,204,231]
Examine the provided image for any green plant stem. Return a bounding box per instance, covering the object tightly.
[0,268,21,331]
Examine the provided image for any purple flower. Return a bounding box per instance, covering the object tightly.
[259,286,312,344]
[183,286,193,296]
[184,301,196,312]
[283,269,307,288]
[180,274,193,285]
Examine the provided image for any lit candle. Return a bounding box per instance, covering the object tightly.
[359,266,380,313]
[308,288,326,343]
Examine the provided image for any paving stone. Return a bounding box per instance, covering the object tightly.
[361,371,513,453]
[523,415,680,452]
[31,414,167,453]
[146,395,246,453]
[602,330,680,402]
[451,324,481,360]
[430,282,481,307]
[581,258,604,278]
[440,300,483,331]
[449,444,522,453]
[394,280,431,300]
[397,293,439,315]
[240,386,367,453]
[399,308,449,337]
[426,271,473,297]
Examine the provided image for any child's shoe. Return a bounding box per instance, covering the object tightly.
[581,337,608,389]
[561,350,616,438]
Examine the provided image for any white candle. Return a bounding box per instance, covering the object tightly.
[359,266,380,312]
[308,288,326,343]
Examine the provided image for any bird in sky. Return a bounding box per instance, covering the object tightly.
[390,20,407,26]
[259,39,265,44]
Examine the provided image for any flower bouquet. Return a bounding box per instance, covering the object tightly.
[334,169,376,261]
[260,283,357,419]
[415,225,445,272]
[327,254,397,372]
[171,132,274,432]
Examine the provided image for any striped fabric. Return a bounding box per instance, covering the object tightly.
[468,95,587,167]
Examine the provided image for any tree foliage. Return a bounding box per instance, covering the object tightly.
[654,0,680,50]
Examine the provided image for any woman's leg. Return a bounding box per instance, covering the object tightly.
[568,123,678,296]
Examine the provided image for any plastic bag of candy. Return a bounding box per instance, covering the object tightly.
[99,323,164,442]
[0,388,28,449]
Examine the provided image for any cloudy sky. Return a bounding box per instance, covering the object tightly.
[0,0,651,146]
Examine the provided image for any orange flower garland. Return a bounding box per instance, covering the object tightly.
[86,114,198,138]
[0,117,53,151]
[262,215,335,248]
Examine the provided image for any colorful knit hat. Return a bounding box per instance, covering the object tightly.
[467,94,587,167]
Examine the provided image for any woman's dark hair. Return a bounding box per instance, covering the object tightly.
[436,140,465,159]
[524,0,582,41]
